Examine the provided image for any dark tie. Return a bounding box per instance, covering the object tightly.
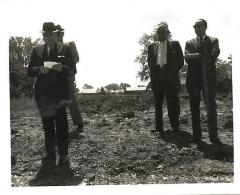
[198,37,203,53]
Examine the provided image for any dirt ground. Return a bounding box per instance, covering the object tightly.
[10,91,233,186]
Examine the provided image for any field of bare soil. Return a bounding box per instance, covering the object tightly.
[10,91,233,186]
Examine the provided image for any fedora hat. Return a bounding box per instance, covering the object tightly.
[55,24,64,32]
[41,22,57,33]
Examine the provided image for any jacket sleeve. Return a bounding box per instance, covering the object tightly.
[147,44,155,81]
[69,41,79,64]
[184,41,195,65]
[60,46,76,77]
[27,48,42,77]
[175,41,184,71]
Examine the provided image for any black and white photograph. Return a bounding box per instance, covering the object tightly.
[0,0,240,194]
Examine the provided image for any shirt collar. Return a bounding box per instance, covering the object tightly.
[158,40,167,45]
[197,35,206,40]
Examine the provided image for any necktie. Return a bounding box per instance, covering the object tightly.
[198,37,203,53]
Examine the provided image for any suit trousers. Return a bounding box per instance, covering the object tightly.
[68,76,83,126]
[188,85,218,141]
[42,107,69,159]
[152,67,180,131]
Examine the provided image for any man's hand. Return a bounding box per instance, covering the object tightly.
[52,63,63,72]
[185,53,202,60]
[40,66,50,74]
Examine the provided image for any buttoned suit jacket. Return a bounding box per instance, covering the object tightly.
[185,36,220,90]
[147,40,184,89]
[28,42,75,100]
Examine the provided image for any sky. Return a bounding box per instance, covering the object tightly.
[1,0,240,194]
[1,0,233,90]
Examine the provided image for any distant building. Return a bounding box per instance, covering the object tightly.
[124,86,149,95]
[80,88,97,94]
[127,86,146,91]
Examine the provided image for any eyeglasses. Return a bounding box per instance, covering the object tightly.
[193,24,201,29]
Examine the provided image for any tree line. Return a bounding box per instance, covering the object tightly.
[9,32,231,98]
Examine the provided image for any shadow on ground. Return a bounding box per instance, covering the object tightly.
[163,130,192,148]
[163,130,233,162]
[68,131,85,143]
[28,163,83,186]
[197,142,233,162]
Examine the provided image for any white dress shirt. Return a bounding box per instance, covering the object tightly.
[156,40,167,68]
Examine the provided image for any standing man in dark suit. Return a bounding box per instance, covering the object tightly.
[148,22,184,138]
[55,24,84,133]
[185,19,221,144]
[28,22,75,170]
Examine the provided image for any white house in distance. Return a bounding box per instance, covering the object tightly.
[79,85,147,94]
[80,88,97,94]
[127,85,146,91]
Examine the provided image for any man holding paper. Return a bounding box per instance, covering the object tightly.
[28,22,75,172]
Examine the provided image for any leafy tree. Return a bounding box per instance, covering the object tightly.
[119,83,131,92]
[135,33,154,82]
[83,83,93,89]
[105,83,120,92]
[74,82,80,94]
[9,36,42,97]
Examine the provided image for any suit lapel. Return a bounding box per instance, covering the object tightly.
[56,42,64,56]
[193,38,199,52]
[153,42,158,64]
[167,40,171,62]
[43,44,49,60]
[203,35,211,51]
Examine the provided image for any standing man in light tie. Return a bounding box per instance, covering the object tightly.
[185,19,221,144]
[147,22,184,138]
[55,24,84,133]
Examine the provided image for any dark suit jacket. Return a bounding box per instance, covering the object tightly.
[185,36,220,89]
[28,42,75,100]
[147,40,184,88]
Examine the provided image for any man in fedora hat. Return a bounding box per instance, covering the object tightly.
[55,24,84,133]
[185,19,221,144]
[147,22,184,138]
[28,22,75,173]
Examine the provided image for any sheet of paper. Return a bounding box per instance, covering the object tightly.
[44,61,58,69]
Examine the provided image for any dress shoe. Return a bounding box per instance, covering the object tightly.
[190,137,201,144]
[173,127,180,132]
[58,156,70,168]
[151,127,163,133]
[210,137,222,145]
[157,131,165,139]
[76,123,84,133]
[42,155,56,166]
[39,156,57,175]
